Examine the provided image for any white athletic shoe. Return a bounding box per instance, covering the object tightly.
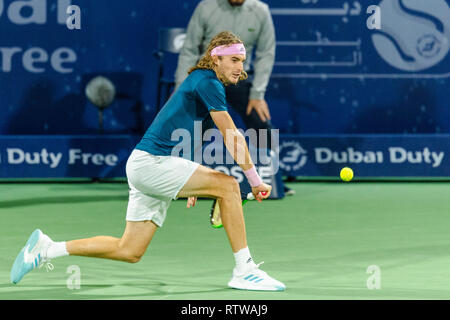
[228,262,286,291]
[10,229,54,284]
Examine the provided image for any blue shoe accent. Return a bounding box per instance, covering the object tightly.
[243,274,254,280]
[248,276,259,282]
[10,229,42,284]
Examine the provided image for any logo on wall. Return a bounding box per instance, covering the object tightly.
[372,0,450,72]
[270,1,450,79]
[279,141,307,172]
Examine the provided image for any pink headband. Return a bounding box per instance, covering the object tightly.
[211,43,246,57]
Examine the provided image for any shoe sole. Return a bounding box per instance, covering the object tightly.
[228,280,286,292]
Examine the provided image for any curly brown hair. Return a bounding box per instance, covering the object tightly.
[188,31,248,82]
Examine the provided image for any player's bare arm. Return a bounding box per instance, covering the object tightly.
[210,110,271,202]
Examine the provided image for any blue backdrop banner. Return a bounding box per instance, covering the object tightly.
[0,134,286,198]
[278,134,450,177]
[0,135,139,178]
[1,134,449,179]
[1,0,449,136]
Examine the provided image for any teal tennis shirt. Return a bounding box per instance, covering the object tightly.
[135,69,230,159]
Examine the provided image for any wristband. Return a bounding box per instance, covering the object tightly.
[243,166,262,188]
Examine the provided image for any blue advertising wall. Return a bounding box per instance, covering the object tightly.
[2,134,449,179]
[0,0,197,135]
[0,0,449,178]
[268,0,450,135]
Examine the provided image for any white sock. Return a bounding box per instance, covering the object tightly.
[46,241,69,259]
[234,247,256,273]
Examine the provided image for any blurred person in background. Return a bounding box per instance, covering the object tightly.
[175,0,295,196]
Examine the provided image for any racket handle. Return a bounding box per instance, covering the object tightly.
[246,191,268,201]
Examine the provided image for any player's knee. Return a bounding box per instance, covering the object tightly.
[219,175,241,200]
[120,248,145,263]
[127,256,142,264]
[230,177,241,196]
[124,252,143,263]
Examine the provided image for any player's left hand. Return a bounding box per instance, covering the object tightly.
[251,183,272,203]
[186,197,197,208]
[246,99,271,122]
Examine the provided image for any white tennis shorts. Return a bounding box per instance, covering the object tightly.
[125,149,199,227]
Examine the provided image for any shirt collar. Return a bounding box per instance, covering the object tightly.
[218,0,252,10]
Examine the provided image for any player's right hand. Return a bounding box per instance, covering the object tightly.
[252,183,272,202]
[186,196,197,208]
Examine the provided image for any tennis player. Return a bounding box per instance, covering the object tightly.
[10,31,285,291]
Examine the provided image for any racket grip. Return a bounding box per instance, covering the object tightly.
[246,192,268,201]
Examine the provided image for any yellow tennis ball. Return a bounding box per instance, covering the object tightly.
[340,167,354,182]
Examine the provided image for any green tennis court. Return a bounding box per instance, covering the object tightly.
[1,181,450,300]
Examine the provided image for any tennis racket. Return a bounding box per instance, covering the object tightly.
[209,191,267,228]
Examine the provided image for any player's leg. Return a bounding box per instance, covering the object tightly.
[177,164,247,253]
[65,160,173,263]
[177,164,286,291]
[10,219,159,284]
[11,151,173,284]
[66,220,157,263]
